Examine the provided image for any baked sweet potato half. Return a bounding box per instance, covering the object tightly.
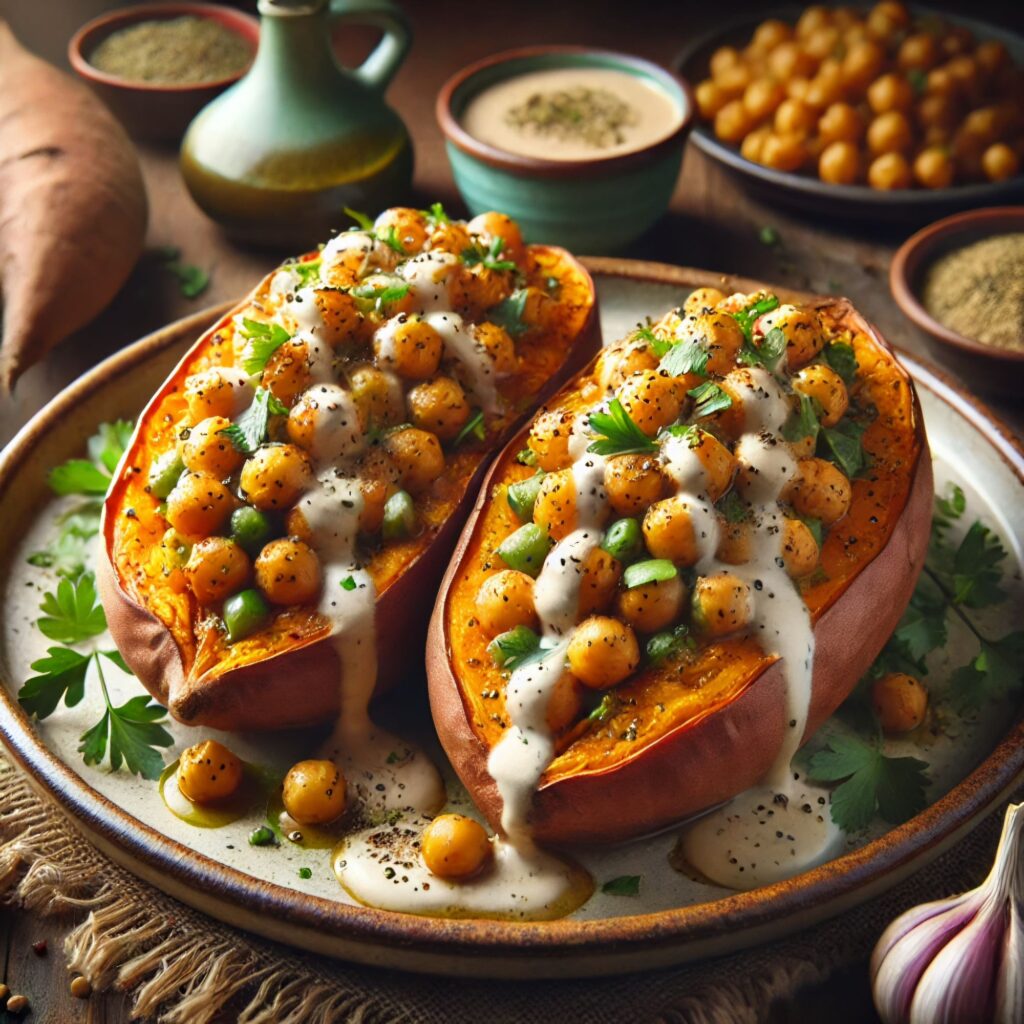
[98,208,599,731]
[428,287,932,845]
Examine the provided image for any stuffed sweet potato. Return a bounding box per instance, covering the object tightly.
[428,287,932,845]
[98,207,598,731]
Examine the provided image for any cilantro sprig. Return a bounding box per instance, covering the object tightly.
[687,381,733,419]
[351,279,411,313]
[587,399,657,457]
[461,237,516,273]
[730,294,780,341]
[421,201,450,227]
[659,339,709,378]
[738,326,787,371]
[19,575,172,780]
[343,207,406,255]
[807,733,929,832]
[489,289,530,338]
[218,387,289,455]
[239,318,292,376]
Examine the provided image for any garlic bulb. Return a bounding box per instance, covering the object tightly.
[871,802,1023,1024]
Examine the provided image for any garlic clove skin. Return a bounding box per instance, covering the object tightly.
[871,802,1024,1024]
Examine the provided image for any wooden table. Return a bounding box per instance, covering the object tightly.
[1,1,1022,1020]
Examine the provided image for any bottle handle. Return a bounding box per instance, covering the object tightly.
[329,0,411,92]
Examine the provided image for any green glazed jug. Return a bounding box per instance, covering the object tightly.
[181,0,412,248]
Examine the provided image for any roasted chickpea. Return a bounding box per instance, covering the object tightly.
[421,814,492,880]
[681,310,745,376]
[683,287,726,317]
[757,304,825,369]
[752,18,792,52]
[373,316,443,380]
[841,39,886,91]
[467,211,525,266]
[818,102,864,145]
[871,673,929,734]
[567,615,640,689]
[792,364,849,426]
[254,537,321,605]
[184,537,250,604]
[917,92,961,131]
[546,672,584,733]
[475,569,537,637]
[285,385,362,456]
[474,321,517,375]
[913,146,955,189]
[696,78,728,119]
[407,376,471,442]
[181,416,244,478]
[867,110,913,155]
[760,132,809,172]
[598,338,660,391]
[310,289,365,347]
[925,65,959,98]
[617,370,683,437]
[741,126,772,163]
[689,429,738,501]
[769,42,816,82]
[898,33,940,72]
[528,408,574,472]
[866,1,910,40]
[867,73,913,116]
[974,40,1009,81]
[166,471,234,538]
[533,469,579,541]
[616,575,686,634]
[183,367,253,423]
[263,337,318,406]
[775,98,818,137]
[355,447,401,533]
[382,427,445,494]
[716,520,754,564]
[716,64,754,101]
[945,55,982,102]
[714,99,754,144]
[177,740,244,804]
[781,518,820,578]
[643,497,698,565]
[604,453,667,517]
[710,45,742,80]
[819,140,861,184]
[784,457,852,524]
[982,142,1020,182]
[348,363,406,430]
[374,206,429,255]
[240,444,312,511]
[282,759,346,825]
[868,151,913,189]
[743,78,786,122]
[804,73,845,111]
[962,106,1003,147]
[785,76,813,102]
[578,547,623,617]
[692,573,753,637]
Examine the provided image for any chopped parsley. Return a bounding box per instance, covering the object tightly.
[782,392,821,443]
[461,237,516,273]
[239,318,292,375]
[817,418,867,478]
[659,339,709,378]
[687,380,733,419]
[343,207,375,232]
[218,387,289,455]
[421,201,449,227]
[340,576,357,591]
[351,279,411,312]
[489,289,531,338]
[730,294,780,341]
[487,625,541,670]
[822,341,858,384]
[601,875,641,896]
[453,409,487,448]
[738,326,787,371]
[587,398,657,456]
[758,225,781,247]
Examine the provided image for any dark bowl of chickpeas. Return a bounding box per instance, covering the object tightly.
[675,3,1024,221]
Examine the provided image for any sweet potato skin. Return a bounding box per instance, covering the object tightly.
[99,250,600,731]
[0,21,147,389]
[426,303,933,845]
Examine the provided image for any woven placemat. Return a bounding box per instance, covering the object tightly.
[0,754,1014,1023]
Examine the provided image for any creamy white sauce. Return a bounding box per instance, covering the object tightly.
[424,312,500,414]
[659,432,720,572]
[461,67,683,162]
[302,385,364,464]
[401,251,460,314]
[321,231,375,277]
[283,287,327,337]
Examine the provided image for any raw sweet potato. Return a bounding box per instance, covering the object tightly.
[0,21,147,389]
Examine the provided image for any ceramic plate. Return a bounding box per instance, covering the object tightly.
[1,261,1022,978]
[673,7,1024,222]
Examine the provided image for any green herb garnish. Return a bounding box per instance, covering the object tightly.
[283,259,322,287]
[822,341,858,384]
[738,326,788,371]
[587,398,657,457]
[717,490,750,524]
[158,247,209,298]
[298,867,313,879]
[490,289,531,338]
[248,825,278,847]
[588,693,619,723]
[343,207,375,232]
[461,237,516,273]
[659,340,709,378]
[516,447,539,467]
[340,576,357,591]
[799,516,824,549]
[731,294,780,341]
[218,387,289,455]
[687,381,733,419]
[377,224,407,256]
[453,409,487,448]
[818,418,867,478]
[351,279,411,312]
[646,623,693,665]
[782,392,821,443]
[758,225,781,247]
[601,875,641,896]
[487,625,542,670]
[421,201,450,227]
[239,318,292,376]
[37,574,107,643]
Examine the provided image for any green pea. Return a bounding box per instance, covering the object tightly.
[496,523,551,577]
[506,471,545,523]
[223,588,270,644]
[230,506,274,556]
[148,449,185,499]
[382,490,416,541]
[602,518,643,563]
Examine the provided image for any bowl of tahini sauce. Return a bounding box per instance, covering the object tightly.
[437,48,693,252]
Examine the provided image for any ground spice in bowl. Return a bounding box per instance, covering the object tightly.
[89,16,253,85]
[921,234,1024,353]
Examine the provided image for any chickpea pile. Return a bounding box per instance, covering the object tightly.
[145,206,564,644]
[696,2,1023,189]
[476,286,863,730]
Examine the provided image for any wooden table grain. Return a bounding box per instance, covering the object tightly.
[1,1,1022,1021]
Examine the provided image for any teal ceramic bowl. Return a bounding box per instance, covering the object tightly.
[437,46,693,253]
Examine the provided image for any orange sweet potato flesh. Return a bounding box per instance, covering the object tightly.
[428,299,933,845]
[98,245,599,731]
[0,21,147,390]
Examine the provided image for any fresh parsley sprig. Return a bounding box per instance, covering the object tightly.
[282,259,322,288]
[659,340,709,378]
[587,399,657,457]
[490,289,530,338]
[461,237,516,273]
[687,381,733,419]
[351,279,411,313]
[738,326,787,371]
[343,207,375,232]
[342,207,406,255]
[19,574,172,780]
[218,387,289,455]
[239,318,292,376]
[453,409,486,448]
[421,201,450,227]
[807,733,929,833]
[730,294,780,341]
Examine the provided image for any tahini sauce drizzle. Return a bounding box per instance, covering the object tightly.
[679,369,842,890]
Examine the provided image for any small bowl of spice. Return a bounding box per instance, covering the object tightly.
[69,3,258,144]
[437,46,693,252]
[891,206,1024,397]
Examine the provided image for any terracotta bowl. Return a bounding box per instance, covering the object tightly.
[69,2,258,145]
[890,207,1024,398]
